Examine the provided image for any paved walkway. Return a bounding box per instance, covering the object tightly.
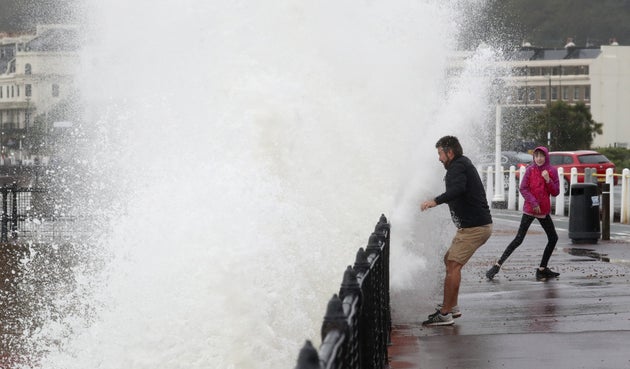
[388,209,630,369]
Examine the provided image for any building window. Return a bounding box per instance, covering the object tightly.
[540,86,547,101]
[551,86,558,100]
[517,87,525,101]
[528,87,536,102]
[585,86,591,100]
[25,84,32,97]
[52,84,60,97]
[514,67,528,76]
[573,86,580,100]
[562,86,569,101]
[25,64,32,74]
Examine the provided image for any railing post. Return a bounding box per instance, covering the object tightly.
[605,168,615,222]
[621,169,630,224]
[518,166,526,211]
[11,183,18,240]
[321,294,347,342]
[555,167,565,216]
[294,340,321,369]
[507,166,516,210]
[485,166,494,207]
[339,266,360,301]
[339,266,361,369]
[602,183,610,240]
[365,233,381,256]
[569,167,579,216]
[353,248,370,275]
[1,186,8,243]
[374,215,391,345]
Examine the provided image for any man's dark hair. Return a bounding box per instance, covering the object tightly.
[435,135,463,157]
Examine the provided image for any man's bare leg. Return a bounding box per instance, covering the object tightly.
[440,260,463,314]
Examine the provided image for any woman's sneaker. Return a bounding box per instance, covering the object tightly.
[435,304,461,318]
[486,264,501,280]
[422,311,454,326]
[536,267,560,281]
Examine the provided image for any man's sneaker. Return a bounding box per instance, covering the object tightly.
[536,267,560,281]
[422,311,454,326]
[486,264,501,280]
[435,304,462,318]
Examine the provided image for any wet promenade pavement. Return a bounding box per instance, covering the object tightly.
[389,209,630,369]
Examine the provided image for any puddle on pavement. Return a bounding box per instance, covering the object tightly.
[563,247,611,262]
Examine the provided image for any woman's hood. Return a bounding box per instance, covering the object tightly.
[533,146,550,166]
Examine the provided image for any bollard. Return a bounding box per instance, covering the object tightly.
[321,294,347,341]
[555,167,565,216]
[294,340,321,369]
[584,167,595,184]
[602,183,610,240]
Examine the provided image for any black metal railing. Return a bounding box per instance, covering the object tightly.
[294,214,391,369]
[2,184,33,242]
[0,184,49,243]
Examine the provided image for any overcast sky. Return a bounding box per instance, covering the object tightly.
[0,0,81,32]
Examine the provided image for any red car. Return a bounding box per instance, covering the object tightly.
[548,150,617,194]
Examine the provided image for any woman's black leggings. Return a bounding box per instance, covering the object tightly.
[497,213,558,268]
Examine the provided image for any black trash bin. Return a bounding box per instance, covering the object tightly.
[568,183,600,244]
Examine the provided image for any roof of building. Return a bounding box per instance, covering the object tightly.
[26,26,79,52]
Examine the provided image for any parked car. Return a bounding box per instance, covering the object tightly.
[474,151,532,190]
[548,150,617,195]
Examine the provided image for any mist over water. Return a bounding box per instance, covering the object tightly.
[17,1,501,368]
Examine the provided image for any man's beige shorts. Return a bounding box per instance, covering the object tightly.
[445,224,493,265]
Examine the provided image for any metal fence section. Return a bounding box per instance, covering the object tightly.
[1,184,37,242]
[0,184,86,243]
[294,214,391,369]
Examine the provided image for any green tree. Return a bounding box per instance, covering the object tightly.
[596,147,630,170]
[520,101,603,150]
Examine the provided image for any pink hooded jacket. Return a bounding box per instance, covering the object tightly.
[520,146,560,217]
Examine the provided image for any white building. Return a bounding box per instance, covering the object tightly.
[0,24,79,162]
[589,45,630,147]
[500,42,630,148]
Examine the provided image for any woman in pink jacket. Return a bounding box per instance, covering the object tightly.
[486,146,561,281]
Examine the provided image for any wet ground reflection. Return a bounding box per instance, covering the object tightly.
[526,284,557,332]
[564,247,610,262]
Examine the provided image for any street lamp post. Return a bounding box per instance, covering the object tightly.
[1,131,4,165]
[25,97,30,133]
[547,74,552,147]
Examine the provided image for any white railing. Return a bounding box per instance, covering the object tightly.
[479,165,630,224]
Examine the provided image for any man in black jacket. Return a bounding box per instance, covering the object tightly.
[420,135,493,326]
